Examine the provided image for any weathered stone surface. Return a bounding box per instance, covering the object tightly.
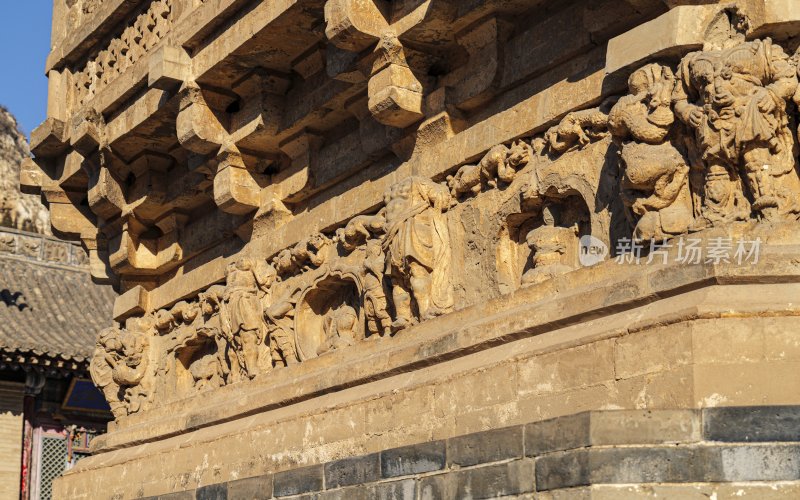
[419,459,535,499]
[536,447,709,490]
[589,410,700,446]
[226,475,272,500]
[526,413,591,456]
[381,441,446,478]
[195,483,227,500]
[318,479,416,500]
[273,465,324,497]
[324,453,381,489]
[704,406,800,443]
[537,444,800,490]
[447,426,524,467]
[539,483,800,499]
[710,444,800,482]
[157,493,195,500]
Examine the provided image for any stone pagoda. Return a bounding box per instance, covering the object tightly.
[24,0,800,498]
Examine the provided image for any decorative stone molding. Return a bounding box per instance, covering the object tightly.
[72,0,178,107]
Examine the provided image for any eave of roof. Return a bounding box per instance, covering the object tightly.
[0,227,116,367]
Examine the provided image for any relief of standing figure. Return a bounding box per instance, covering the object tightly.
[383,176,454,330]
[609,63,695,241]
[219,258,274,379]
[363,239,392,337]
[265,294,300,367]
[673,24,800,223]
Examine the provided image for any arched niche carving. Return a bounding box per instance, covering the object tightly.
[174,335,223,394]
[294,267,364,360]
[535,138,627,249]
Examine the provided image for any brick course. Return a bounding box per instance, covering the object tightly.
[136,406,800,499]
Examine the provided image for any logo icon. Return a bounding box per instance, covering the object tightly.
[579,235,608,267]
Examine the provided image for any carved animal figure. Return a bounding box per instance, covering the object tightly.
[291,233,330,269]
[273,234,331,275]
[90,328,127,418]
[90,322,153,418]
[447,141,532,198]
[446,164,483,198]
[336,214,386,252]
[272,248,296,275]
[546,107,611,154]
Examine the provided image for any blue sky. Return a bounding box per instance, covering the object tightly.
[0,2,53,137]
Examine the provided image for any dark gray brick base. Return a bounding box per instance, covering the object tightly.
[134,405,800,499]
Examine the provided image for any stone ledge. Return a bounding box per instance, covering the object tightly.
[526,410,701,456]
[605,0,800,74]
[535,444,800,491]
[704,406,800,443]
[130,405,800,499]
[605,5,717,74]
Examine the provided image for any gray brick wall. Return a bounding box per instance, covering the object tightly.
[137,406,800,499]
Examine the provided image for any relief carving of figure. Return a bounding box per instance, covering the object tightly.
[520,203,583,286]
[198,284,231,383]
[363,239,392,337]
[219,258,274,379]
[673,34,800,223]
[383,176,454,329]
[265,294,300,367]
[318,304,358,355]
[521,225,579,286]
[156,299,227,394]
[609,64,695,241]
[189,352,224,391]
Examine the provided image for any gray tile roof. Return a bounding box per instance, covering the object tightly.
[0,228,115,367]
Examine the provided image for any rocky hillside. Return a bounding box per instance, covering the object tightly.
[0,106,49,234]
